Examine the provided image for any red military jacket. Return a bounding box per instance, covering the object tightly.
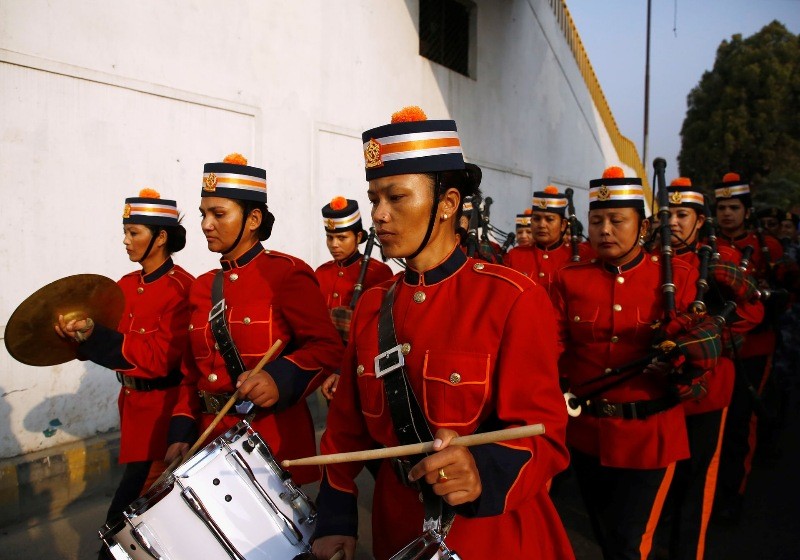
[315,247,574,560]
[314,252,393,310]
[78,258,193,463]
[717,231,784,358]
[172,243,343,484]
[504,240,591,297]
[672,244,764,414]
[552,251,698,469]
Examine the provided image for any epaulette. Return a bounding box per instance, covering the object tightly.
[469,261,532,292]
[167,266,194,291]
[262,249,297,266]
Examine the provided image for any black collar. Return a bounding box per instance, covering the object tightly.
[675,242,697,256]
[602,250,645,275]
[404,246,468,286]
[221,242,263,271]
[142,258,173,284]
[339,252,362,268]
[718,231,749,243]
[535,238,564,252]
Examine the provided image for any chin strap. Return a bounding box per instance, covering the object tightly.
[221,212,249,256]
[406,174,442,261]
[136,230,160,263]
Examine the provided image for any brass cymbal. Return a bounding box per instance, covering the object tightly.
[5,274,124,366]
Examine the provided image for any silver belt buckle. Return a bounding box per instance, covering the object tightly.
[208,298,226,322]
[374,344,405,379]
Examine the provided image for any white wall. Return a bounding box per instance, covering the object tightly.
[0,0,636,457]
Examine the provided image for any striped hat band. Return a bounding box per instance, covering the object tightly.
[324,209,361,231]
[668,190,705,206]
[714,184,750,199]
[516,215,532,226]
[203,172,267,196]
[589,183,645,203]
[532,196,568,210]
[364,130,462,168]
[123,198,180,226]
[462,201,474,212]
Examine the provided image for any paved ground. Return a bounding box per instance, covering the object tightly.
[2,393,798,559]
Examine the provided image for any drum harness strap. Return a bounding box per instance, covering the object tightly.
[376,281,455,536]
[208,271,256,417]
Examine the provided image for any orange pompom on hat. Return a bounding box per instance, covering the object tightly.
[361,106,466,182]
[532,186,568,216]
[589,166,644,211]
[321,195,365,240]
[667,177,705,212]
[713,171,751,206]
[123,188,179,226]
[202,152,267,203]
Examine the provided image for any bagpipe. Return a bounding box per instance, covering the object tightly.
[463,194,514,264]
[565,159,731,416]
[565,188,583,262]
[329,227,378,343]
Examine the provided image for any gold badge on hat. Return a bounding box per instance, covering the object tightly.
[720,187,731,198]
[536,198,548,209]
[203,173,218,192]
[669,191,682,204]
[326,218,336,230]
[122,203,131,219]
[364,138,383,169]
[597,185,611,201]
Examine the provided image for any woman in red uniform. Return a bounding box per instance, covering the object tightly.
[552,167,699,560]
[315,196,393,399]
[505,186,588,296]
[167,153,343,485]
[658,178,763,559]
[55,189,193,560]
[311,107,573,560]
[513,208,534,248]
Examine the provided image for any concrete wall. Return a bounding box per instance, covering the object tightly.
[0,0,634,458]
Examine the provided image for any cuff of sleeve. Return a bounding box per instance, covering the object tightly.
[265,357,319,412]
[453,443,531,518]
[168,415,197,445]
[77,324,134,370]
[312,477,359,540]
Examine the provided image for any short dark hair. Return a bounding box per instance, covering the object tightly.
[424,166,482,222]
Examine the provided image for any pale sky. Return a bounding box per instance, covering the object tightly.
[566,0,800,182]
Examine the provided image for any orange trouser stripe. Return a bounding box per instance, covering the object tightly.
[739,355,772,494]
[639,461,676,559]
[696,407,728,560]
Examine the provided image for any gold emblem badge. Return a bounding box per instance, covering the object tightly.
[669,191,682,204]
[326,218,336,230]
[203,173,218,192]
[122,203,131,219]
[364,138,383,169]
[720,187,731,198]
[597,185,611,201]
[536,198,548,209]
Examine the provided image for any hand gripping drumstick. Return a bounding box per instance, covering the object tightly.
[281,423,545,468]
[151,339,283,488]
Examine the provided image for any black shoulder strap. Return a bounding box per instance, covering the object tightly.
[210,270,248,386]
[376,281,454,533]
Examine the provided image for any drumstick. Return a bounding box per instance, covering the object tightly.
[150,339,283,488]
[281,423,545,468]
[330,551,345,560]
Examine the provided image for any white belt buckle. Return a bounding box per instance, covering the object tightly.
[374,344,405,379]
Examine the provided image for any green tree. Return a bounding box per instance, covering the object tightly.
[678,20,800,208]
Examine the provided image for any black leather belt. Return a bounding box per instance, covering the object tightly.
[116,370,182,392]
[584,395,679,420]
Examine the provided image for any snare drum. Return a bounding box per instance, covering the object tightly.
[390,530,461,560]
[100,421,316,560]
